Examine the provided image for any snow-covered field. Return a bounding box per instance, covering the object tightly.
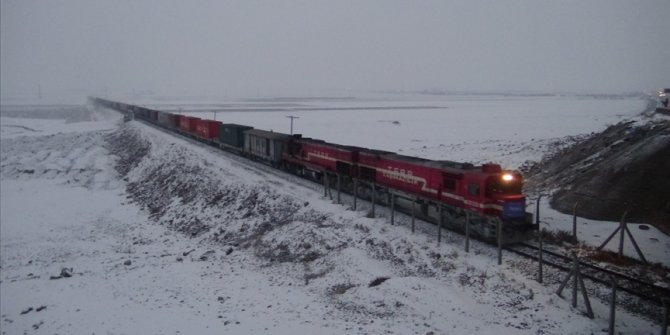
[1,94,667,334]
[141,94,647,169]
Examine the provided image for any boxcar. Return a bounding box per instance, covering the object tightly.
[219,124,253,149]
[178,115,200,133]
[195,119,221,140]
[167,113,179,128]
[157,111,171,127]
[243,129,290,165]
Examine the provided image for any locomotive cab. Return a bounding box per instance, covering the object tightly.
[485,172,526,220]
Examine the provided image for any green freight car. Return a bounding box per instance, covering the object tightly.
[218,124,253,149]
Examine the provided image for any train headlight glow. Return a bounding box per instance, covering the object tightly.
[502,173,514,182]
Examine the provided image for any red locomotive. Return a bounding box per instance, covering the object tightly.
[283,136,532,239]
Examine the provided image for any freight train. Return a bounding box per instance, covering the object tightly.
[90,97,537,242]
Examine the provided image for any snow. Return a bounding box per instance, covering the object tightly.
[147,93,646,169]
[1,95,667,334]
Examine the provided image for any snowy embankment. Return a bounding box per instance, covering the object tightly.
[0,104,660,334]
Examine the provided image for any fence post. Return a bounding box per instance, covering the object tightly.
[337,173,341,204]
[556,253,594,319]
[353,179,358,210]
[572,201,579,242]
[618,211,628,257]
[323,172,328,197]
[536,195,543,283]
[572,254,579,307]
[597,210,648,263]
[623,218,648,264]
[608,276,617,335]
[497,219,502,265]
[411,196,416,233]
[661,298,668,335]
[465,211,470,253]
[438,205,443,245]
[390,193,395,225]
[371,182,376,217]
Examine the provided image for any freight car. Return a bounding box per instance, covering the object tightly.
[244,129,291,166]
[89,97,536,242]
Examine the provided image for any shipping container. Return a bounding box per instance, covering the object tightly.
[187,117,200,133]
[178,115,189,131]
[219,123,253,148]
[157,111,178,128]
[244,129,290,164]
[167,113,179,128]
[195,119,221,139]
[133,106,149,120]
[178,115,199,133]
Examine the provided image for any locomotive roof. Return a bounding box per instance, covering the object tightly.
[383,153,476,171]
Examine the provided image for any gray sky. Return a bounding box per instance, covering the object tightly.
[2,0,669,99]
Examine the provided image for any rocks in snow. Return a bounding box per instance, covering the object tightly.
[49,267,73,280]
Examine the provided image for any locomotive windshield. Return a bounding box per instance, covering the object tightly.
[486,174,522,196]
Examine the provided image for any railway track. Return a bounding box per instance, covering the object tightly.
[506,242,670,306]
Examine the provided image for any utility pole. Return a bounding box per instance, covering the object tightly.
[286,115,299,135]
[38,84,42,99]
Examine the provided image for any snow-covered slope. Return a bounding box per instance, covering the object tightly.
[1,101,663,334]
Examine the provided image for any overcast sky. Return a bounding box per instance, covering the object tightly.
[2,0,669,100]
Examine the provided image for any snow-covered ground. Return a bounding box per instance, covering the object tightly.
[1,94,667,334]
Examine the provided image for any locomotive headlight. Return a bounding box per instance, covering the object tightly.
[502,173,514,182]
